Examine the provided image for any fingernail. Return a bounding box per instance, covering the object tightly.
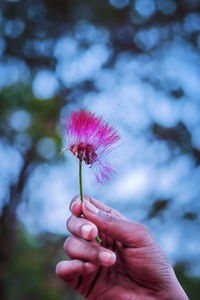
[83,200,99,214]
[99,252,116,265]
[71,197,81,210]
[81,224,93,239]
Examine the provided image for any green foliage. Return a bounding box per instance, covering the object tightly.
[4,228,83,300]
[174,263,200,300]
[0,83,62,146]
[0,83,65,298]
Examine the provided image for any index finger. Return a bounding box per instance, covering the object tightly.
[70,195,125,219]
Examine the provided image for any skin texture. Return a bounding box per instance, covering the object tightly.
[56,195,188,300]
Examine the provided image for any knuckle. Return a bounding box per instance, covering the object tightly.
[104,212,119,223]
[135,223,152,245]
[100,211,120,234]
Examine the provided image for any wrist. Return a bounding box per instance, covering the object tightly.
[164,279,189,300]
[155,267,189,300]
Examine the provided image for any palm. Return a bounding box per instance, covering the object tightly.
[56,197,186,300]
[68,234,172,300]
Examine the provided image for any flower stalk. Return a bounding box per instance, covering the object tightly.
[79,159,83,202]
[78,157,102,243]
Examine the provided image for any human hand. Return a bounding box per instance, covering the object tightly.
[56,195,188,300]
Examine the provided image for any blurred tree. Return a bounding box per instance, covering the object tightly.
[0,0,200,299]
[174,263,200,300]
[152,122,200,165]
[5,228,82,300]
[0,84,63,298]
[147,199,170,219]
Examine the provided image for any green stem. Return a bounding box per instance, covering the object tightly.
[96,236,102,243]
[78,158,102,243]
[79,159,83,202]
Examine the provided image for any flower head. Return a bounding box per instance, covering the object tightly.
[65,110,120,183]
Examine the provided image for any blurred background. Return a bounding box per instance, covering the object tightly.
[0,0,200,299]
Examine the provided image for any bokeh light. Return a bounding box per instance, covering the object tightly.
[157,0,177,15]
[109,0,130,9]
[32,70,59,99]
[9,110,31,132]
[135,0,156,18]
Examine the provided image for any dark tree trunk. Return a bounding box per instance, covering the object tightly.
[0,149,34,300]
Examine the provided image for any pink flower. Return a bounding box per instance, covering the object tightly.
[65,110,120,183]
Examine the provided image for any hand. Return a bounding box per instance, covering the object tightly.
[56,195,188,300]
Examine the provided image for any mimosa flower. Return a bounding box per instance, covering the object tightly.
[65,110,120,184]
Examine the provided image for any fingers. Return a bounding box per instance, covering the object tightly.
[84,195,125,218]
[82,199,154,247]
[56,259,98,280]
[67,215,98,241]
[64,236,116,267]
[70,194,125,218]
[69,195,154,247]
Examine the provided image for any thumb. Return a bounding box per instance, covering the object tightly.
[82,199,153,247]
